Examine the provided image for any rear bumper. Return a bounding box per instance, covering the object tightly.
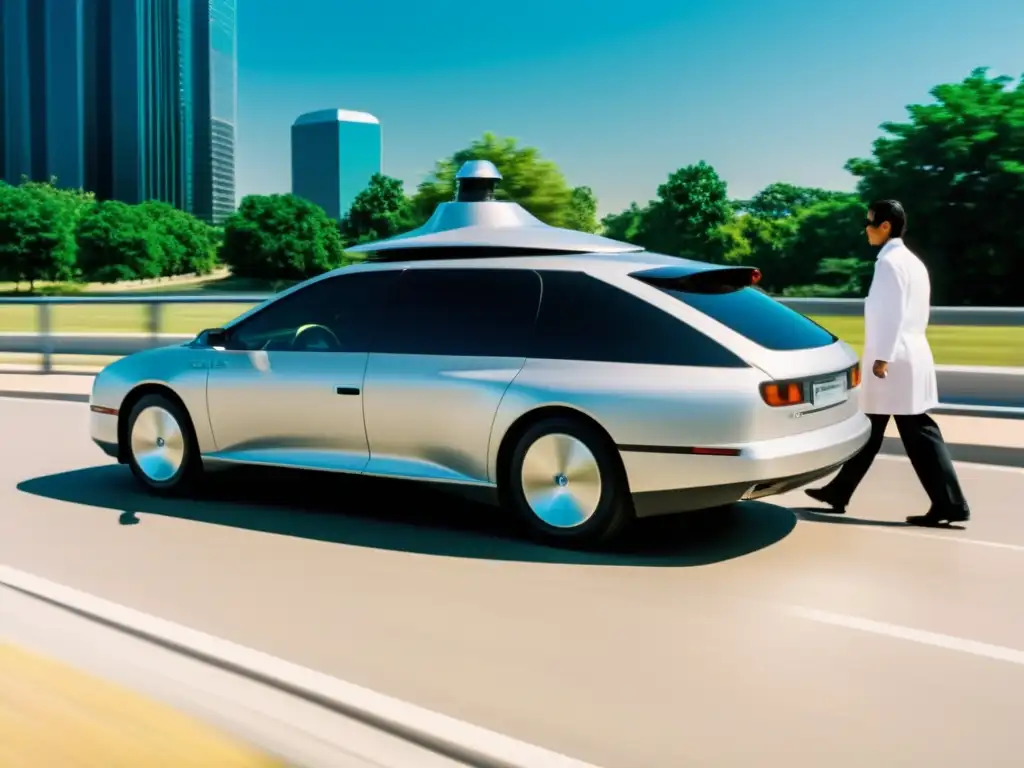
[623,412,871,518]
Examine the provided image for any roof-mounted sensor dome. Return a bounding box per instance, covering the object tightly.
[454,160,502,202]
[345,161,641,257]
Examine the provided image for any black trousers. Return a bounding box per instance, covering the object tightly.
[823,413,969,512]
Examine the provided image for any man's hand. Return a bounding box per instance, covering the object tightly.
[872,360,888,379]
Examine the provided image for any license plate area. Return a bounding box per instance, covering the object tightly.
[811,374,847,407]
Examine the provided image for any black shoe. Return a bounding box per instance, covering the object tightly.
[906,507,970,527]
[804,487,847,514]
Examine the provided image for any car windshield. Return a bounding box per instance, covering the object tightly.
[654,284,837,351]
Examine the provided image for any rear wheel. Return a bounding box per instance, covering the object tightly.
[504,416,633,547]
[125,394,201,495]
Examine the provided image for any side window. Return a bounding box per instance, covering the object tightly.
[373,268,542,357]
[531,271,748,368]
[227,270,399,352]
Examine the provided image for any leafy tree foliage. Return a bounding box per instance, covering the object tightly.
[735,183,847,219]
[76,201,165,283]
[0,181,81,289]
[221,194,347,280]
[563,186,600,233]
[340,173,417,245]
[641,161,733,258]
[599,161,732,260]
[137,201,219,277]
[846,67,1024,304]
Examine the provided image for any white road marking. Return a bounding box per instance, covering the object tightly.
[788,606,1024,667]
[0,565,603,768]
[878,529,1024,552]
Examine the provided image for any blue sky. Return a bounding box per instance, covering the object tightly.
[236,0,1024,216]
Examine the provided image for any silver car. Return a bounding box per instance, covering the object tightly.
[89,160,871,546]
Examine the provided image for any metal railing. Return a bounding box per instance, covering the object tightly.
[1,294,1023,372]
[0,294,266,372]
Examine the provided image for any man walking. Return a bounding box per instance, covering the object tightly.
[805,200,970,527]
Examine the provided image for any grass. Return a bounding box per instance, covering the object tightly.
[813,316,1024,367]
[0,276,1021,367]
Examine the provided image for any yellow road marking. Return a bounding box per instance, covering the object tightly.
[0,642,287,767]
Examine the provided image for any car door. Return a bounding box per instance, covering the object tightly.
[205,269,399,473]
[361,267,542,486]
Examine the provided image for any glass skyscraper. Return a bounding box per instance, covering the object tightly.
[1,0,236,222]
[291,109,383,221]
[1,0,87,189]
[191,0,237,223]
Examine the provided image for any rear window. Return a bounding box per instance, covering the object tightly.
[655,286,837,351]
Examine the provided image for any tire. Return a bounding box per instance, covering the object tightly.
[124,393,202,495]
[504,416,634,547]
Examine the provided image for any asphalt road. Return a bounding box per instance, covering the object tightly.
[2,396,1023,767]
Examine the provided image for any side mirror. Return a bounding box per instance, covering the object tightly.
[199,327,229,349]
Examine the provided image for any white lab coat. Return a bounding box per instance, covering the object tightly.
[861,238,939,415]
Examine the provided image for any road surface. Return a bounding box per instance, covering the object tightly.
[2,394,1023,767]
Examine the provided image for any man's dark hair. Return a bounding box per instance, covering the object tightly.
[868,199,907,238]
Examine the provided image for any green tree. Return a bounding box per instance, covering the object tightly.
[75,201,164,283]
[221,194,347,281]
[411,132,573,227]
[709,213,799,291]
[600,202,646,243]
[138,201,218,277]
[639,161,733,259]
[736,182,847,219]
[781,195,872,296]
[0,181,78,290]
[846,67,1024,305]
[563,186,599,233]
[340,173,417,246]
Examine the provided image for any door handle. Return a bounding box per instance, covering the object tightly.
[335,386,360,396]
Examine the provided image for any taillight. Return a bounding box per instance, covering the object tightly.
[848,362,862,388]
[759,380,806,408]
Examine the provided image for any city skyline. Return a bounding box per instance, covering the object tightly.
[0,0,236,223]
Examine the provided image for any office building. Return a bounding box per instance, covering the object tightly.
[291,109,382,220]
[1,0,237,223]
[83,0,186,206]
[191,0,237,223]
[1,0,87,189]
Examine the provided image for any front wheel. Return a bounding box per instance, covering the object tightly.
[124,393,202,495]
[504,416,633,547]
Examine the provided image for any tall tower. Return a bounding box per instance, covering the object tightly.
[83,0,187,207]
[291,109,382,220]
[0,0,87,189]
[191,0,237,224]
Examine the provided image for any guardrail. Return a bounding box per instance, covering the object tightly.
[0,295,266,372]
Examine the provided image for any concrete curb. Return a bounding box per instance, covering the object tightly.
[0,566,601,768]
